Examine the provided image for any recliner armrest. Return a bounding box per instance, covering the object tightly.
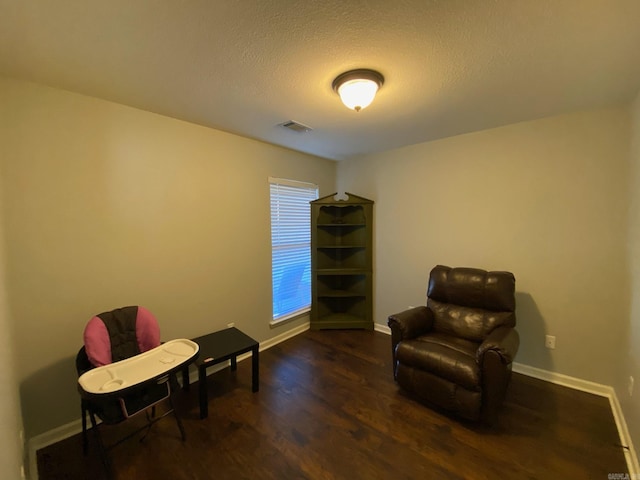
[477,326,519,364]
[388,306,433,341]
[388,306,433,379]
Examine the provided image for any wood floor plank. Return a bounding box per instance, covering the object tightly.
[37,330,628,479]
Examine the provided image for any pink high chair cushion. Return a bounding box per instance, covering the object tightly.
[84,306,161,367]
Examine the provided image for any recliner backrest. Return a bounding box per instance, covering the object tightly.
[427,265,516,342]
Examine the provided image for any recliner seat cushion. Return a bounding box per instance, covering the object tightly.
[395,332,481,390]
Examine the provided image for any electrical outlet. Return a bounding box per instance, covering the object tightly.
[544,335,556,349]
[227,322,235,328]
[629,376,635,397]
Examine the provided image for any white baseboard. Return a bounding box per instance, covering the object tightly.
[374,323,390,335]
[609,390,640,475]
[259,321,310,351]
[27,322,311,480]
[512,362,612,396]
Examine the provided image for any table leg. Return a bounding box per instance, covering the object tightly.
[251,346,259,392]
[231,356,237,371]
[198,366,208,419]
[182,367,190,391]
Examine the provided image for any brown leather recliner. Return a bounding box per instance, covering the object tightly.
[388,265,519,423]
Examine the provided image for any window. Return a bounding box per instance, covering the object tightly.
[270,177,318,324]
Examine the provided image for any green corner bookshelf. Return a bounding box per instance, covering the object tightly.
[311,192,373,330]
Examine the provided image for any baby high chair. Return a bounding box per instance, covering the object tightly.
[76,306,198,474]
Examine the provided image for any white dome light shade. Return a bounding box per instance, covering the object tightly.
[337,79,379,112]
[332,69,384,112]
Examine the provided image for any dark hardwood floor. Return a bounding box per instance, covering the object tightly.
[37,330,628,479]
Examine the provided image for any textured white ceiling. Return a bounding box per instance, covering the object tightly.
[1,0,639,160]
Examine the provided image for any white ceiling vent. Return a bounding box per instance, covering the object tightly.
[279,120,312,133]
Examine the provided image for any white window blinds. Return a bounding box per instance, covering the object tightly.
[270,177,318,322]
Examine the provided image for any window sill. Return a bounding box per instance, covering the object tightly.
[270,309,310,329]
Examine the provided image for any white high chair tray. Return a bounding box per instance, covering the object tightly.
[78,339,199,395]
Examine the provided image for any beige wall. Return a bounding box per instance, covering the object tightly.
[0,169,24,478]
[622,90,640,457]
[337,108,630,387]
[2,73,636,458]
[0,77,336,438]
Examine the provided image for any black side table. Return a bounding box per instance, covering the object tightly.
[182,327,259,418]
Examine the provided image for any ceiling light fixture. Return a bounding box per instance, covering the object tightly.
[332,69,384,112]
